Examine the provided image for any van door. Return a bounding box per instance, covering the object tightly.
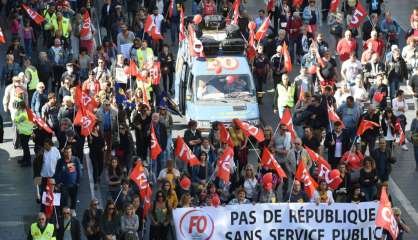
[179,64,188,114]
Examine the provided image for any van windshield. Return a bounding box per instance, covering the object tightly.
[195,74,255,100]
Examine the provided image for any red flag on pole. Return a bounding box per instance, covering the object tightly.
[175,136,200,166]
[376,187,399,240]
[142,186,153,219]
[217,147,234,183]
[266,0,275,12]
[247,24,256,60]
[232,119,265,142]
[316,164,343,190]
[130,161,151,199]
[218,123,234,147]
[0,27,6,44]
[125,60,140,77]
[282,42,292,73]
[150,125,162,160]
[73,109,96,137]
[348,2,368,29]
[328,106,345,128]
[304,146,332,170]
[22,4,45,25]
[79,11,91,37]
[329,0,340,13]
[179,7,186,42]
[26,108,54,134]
[356,119,380,136]
[261,148,287,178]
[295,160,318,199]
[280,108,297,140]
[255,17,270,41]
[232,0,241,25]
[150,26,164,41]
[44,180,54,219]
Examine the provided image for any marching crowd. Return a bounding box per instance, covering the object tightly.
[0,0,417,239]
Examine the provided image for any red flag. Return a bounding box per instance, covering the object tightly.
[150,26,164,41]
[316,163,343,190]
[74,86,83,109]
[22,4,45,25]
[144,15,153,32]
[179,7,186,42]
[217,147,234,183]
[26,108,54,134]
[266,0,275,12]
[376,187,399,240]
[150,125,162,160]
[280,108,297,140]
[261,148,287,178]
[125,60,140,77]
[130,161,150,199]
[232,0,240,25]
[373,91,385,103]
[395,120,405,145]
[282,42,292,73]
[341,151,364,171]
[151,61,161,85]
[175,137,200,166]
[295,160,318,199]
[0,27,5,44]
[80,11,91,37]
[247,28,256,60]
[348,2,368,29]
[293,0,303,8]
[233,119,265,142]
[82,92,99,112]
[255,17,270,41]
[328,105,345,128]
[142,186,153,219]
[356,119,379,136]
[44,180,54,219]
[218,123,234,147]
[304,146,331,170]
[329,0,340,13]
[73,109,96,137]
[168,0,174,18]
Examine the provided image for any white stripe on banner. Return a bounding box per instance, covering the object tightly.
[173,202,383,240]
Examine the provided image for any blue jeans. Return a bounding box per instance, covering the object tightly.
[414,146,418,167]
[170,21,179,44]
[362,186,377,201]
[389,79,400,100]
[24,38,33,59]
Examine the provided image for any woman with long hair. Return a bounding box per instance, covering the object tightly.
[241,164,259,202]
[150,191,171,240]
[88,123,105,189]
[107,158,124,201]
[381,108,397,151]
[100,200,120,239]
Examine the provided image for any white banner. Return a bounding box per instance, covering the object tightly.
[173,202,383,240]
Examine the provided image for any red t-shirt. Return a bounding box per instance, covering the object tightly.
[337,39,357,61]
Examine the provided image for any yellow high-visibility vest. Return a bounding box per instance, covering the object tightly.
[15,109,33,136]
[26,67,40,90]
[30,223,56,240]
[52,17,70,38]
[136,48,154,69]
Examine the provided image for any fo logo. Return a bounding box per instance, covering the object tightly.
[179,209,214,239]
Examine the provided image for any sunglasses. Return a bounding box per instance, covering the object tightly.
[63,212,71,214]
[109,207,115,210]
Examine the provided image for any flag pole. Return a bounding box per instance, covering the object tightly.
[54,206,59,229]
[113,187,123,204]
[287,173,297,202]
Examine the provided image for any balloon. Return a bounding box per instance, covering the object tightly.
[180,177,191,190]
[214,65,222,74]
[193,14,202,24]
[226,75,236,85]
[211,195,221,207]
[262,172,273,185]
[329,169,340,180]
[248,21,256,30]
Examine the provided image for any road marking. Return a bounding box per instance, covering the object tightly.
[389,177,418,226]
[84,148,103,209]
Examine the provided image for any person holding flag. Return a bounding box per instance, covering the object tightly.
[14,99,33,167]
[358,104,380,153]
[149,112,168,175]
[324,121,351,168]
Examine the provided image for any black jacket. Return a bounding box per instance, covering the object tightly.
[57,217,81,240]
[149,122,168,150]
[386,57,408,82]
[324,130,351,160]
[358,112,380,140]
[295,33,314,55]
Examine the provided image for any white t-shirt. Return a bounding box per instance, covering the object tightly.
[41,147,61,178]
[392,98,406,117]
[341,59,362,85]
